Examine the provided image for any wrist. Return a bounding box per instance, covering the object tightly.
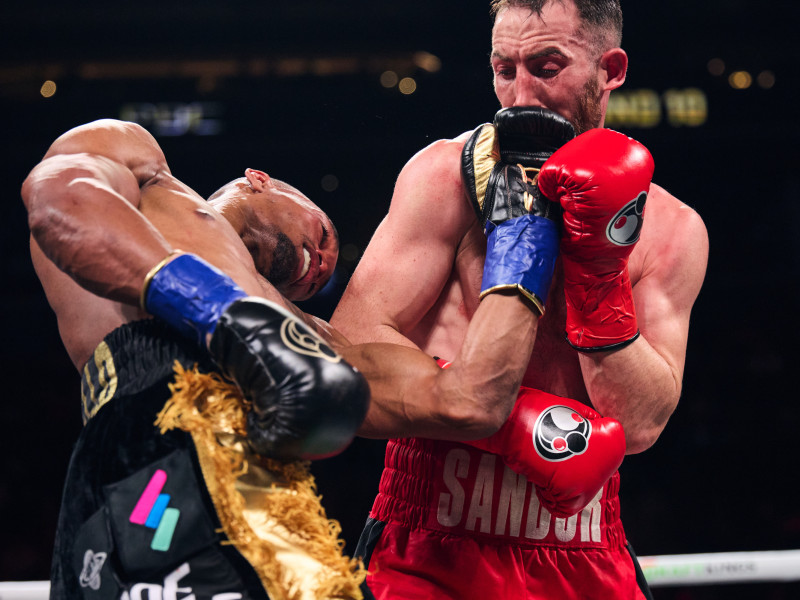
[562,259,638,351]
[142,252,247,347]
[481,215,559,316]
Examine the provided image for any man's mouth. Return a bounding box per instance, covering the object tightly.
[299,247,311,280]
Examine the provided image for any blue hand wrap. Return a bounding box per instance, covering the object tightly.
[481,215,559,315]
[143,253,247,346]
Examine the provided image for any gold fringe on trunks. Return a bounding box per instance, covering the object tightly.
[154,362,366,600]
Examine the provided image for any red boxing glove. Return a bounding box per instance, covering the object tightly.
[466,387,626,517]
[537,128,655,351]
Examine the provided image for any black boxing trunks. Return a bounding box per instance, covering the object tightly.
[52,319,367,600]
[355,434,653,600]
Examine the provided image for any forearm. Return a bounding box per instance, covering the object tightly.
[347,292,539,441]
[441,291,539,435]
[579,336,682,454]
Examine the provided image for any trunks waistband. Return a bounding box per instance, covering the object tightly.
[370,437,626,550]
[79,319,214,424]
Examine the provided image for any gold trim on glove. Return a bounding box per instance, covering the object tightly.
[471,125,501,211]
[516,165,541,213]
[480,283,546,317]
[139,250,185,311]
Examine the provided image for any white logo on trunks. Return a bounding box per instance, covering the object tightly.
[78,549,107,590]
[280,318,341,363]
[119,562,243,600]
[606,191,647,246]
[436,449,604,543]
[533,406,592,461]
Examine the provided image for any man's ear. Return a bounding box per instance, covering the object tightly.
[600,48,628,92]
[245,168,271,192]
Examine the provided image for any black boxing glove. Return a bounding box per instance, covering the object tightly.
[461,107,575,314]
[142,252,369,459]
[209,298,370,460]
[462,106,575,229]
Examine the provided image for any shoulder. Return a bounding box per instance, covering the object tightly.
[633,182,708,289]
[644,183,708,248]
[397,131,472,189]
[43,119,169,183]
[390,132,476,225]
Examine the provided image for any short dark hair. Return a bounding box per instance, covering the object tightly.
[490,0,623,50]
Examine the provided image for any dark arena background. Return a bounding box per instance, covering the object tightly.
[1,1,798,598]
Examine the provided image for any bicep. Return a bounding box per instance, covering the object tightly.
[332,142,471,345]
[42,119,167,186]
[335,213,457,343]
[634,207,709,376]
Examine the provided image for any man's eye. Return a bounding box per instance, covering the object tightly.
[538,68,559,77]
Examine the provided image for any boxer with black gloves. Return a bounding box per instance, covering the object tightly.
[23,119,375,599]
[24,117,563,600]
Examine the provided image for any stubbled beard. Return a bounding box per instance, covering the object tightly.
[243,225,298,286]
[572,75,603,135]
[267,230,297,286]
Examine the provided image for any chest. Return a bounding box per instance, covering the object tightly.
[411,233,651,403]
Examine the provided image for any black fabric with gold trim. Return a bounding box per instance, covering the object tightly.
[79,319,216,424]
[53,319,269,600]
[55,319,370,600]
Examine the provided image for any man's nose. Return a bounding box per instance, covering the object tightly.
[512,71,540,107]
[319,247,337,279]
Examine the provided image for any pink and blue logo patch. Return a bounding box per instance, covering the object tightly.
[128,469,180,551]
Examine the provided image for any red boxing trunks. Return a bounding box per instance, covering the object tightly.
[355,425,652,599]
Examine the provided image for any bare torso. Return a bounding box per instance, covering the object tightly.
[335,132,698,410]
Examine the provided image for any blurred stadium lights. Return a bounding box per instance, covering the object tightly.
[39,80,56,98]
[707,57,726,76]
[729,70,753,90]
[605,88,708,128]
[757,70,775,89]
[412,51,441,73]
[0,51,443,101]
[398,77,417,95]
[119,102,224,137]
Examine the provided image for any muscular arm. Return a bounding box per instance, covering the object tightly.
[22,119,276,304]
[332,138,474,348]
[21,120,175,305]
[332,137,542,439]
[341,292,540,440]
[582,187,708,454]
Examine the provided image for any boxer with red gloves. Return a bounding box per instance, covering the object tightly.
[354,108,641,600]
[337,3,708,598]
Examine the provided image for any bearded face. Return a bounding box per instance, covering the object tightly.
[571,72,604,135]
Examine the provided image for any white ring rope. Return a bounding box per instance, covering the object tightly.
[1,550,799,598]
[639,549,800,587]
[0,581,49,599]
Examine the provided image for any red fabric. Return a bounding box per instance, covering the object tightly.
[366,524,643,599]
[364,433,644,599]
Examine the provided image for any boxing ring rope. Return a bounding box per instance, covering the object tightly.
[638,549,800,587]
[1,550,799,598]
